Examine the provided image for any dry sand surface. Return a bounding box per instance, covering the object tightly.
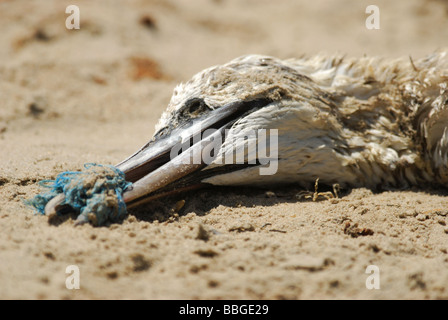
[1,0,448,299]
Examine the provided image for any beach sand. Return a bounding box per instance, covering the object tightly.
[1,0,448,299]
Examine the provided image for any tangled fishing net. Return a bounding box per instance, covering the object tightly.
[25,163,132,226]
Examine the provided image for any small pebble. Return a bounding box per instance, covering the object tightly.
[196,224,210,241]
[436,210,448,216]
[357,208,369,215]
[416,214,427,221]
[171,200,185,213]
[265,191,276,198]
[397,212,407,219]
[229,222,255,232]
[281,255,333,271]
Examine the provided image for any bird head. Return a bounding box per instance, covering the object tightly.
[116,54,343,208]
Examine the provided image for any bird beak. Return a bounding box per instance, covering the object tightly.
[116,99,271,208]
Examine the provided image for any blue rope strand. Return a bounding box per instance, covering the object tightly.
[25,163,132,226]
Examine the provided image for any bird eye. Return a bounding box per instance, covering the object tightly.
[189,101,201,113]
[183,98,208,117]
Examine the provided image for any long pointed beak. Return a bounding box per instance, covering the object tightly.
[118,125,222,208]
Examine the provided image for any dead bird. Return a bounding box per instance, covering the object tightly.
[46,50,448,213]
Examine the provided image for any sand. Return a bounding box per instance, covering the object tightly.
[1,0,448,299]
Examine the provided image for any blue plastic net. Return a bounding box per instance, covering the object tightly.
[25,163,132,226]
